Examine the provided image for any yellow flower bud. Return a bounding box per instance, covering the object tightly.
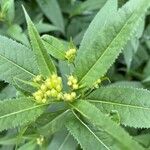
[67,81,72,86]
[41,84,47,92]
[72,78,77,84]
[97,79,101,84]
[57,77,62,84]
[37,136,44,145]
[70,48,76,53]
[68,75,74,81]
[45,81,53,89]
[94,84,99,89]
[57,93,63,100]
[55,85,62,92]
[42,99,47,103]
[72,84,79,90]
[64,93,72,101]
[46,90,51,96]
[71,92,76,98]
[50,89,58,97]
[33,75,43,83]
[35,95,43,101]
[51,74,57,79]
[52,79,58,85]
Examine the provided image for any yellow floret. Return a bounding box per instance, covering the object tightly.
[72,84,79,90]
[50,89,58,97]
[67,81,72,86]
[57,93,63,100]
[64,93,72,101]
[68,75,74,81]
[33,75,43,83]
[55,85,62,92]
[41,84,47,92]
[42,99,47,103]
[71,92,76,98]
[46,90,51,96]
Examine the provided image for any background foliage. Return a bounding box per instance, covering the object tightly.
[0,0,150,149]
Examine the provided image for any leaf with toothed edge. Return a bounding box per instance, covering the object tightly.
[38,110,72,136]
[86,86,150,128]
[70,100,144,150]
[42,35,67,60]
[66,111,121,150]
[74,0,150,88]
[0,97,51,132]
[0,35,38,84]
[23,6,56,77]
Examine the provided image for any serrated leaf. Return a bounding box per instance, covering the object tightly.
[0,35,38,84]
[42,35,67,60]
[0,85,16,100]
[36,0,64,33]
[23,7,56,77]
[74,0,150,88]
[13,77,38,94]
[70,100,144,150]
[38,110,72,136]
[48,130,77,150]
[87,86,150,128]
[0,97,50,132]
[7,24,29,46]
[67,112,115,150]
[71,0,107,17]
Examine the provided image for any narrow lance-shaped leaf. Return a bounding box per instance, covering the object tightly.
[36,0,64,33]
[0,97,50,132]
[70,100,144,150]
[48,130,77,150]
[23,6,56,77]
[66,111,119,150]
[0,35,38,84]
[42,35,67,60]
[74,0,150,88]
[87,86,150,128]
[38,110,72,136]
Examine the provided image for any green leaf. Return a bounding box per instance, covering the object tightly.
[74,0,150,88]
[0,85,16,100]
[7,24,29,46]
[35,21,60,34]
[1,0,15,24]
[0,35,38,84]
[18,141,37,150]
[42,35,67,60]
[0,97,49,132]
[71,0,107,17]
[48,130,77,150]
[38,110,72,136]
[66,112,117,150]
[70,100,144,150]
[23,7,56,77]
[87,86,150,128]
[36,0,64,33]
[13,77,39,94]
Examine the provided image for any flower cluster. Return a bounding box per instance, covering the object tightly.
[33,74,63,103]
[63,92,76,102]
[33,75,43,83]
[32,74,78,103]
[65,48,76,62]
[93,79,101,89]
[36,135,44,145]
[67,75,79,90]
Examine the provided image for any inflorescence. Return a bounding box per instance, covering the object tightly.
[65,48,76,62]
[32,74,79,104]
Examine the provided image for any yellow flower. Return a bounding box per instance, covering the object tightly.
[65,48,77,62]
[67,75,79,90]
